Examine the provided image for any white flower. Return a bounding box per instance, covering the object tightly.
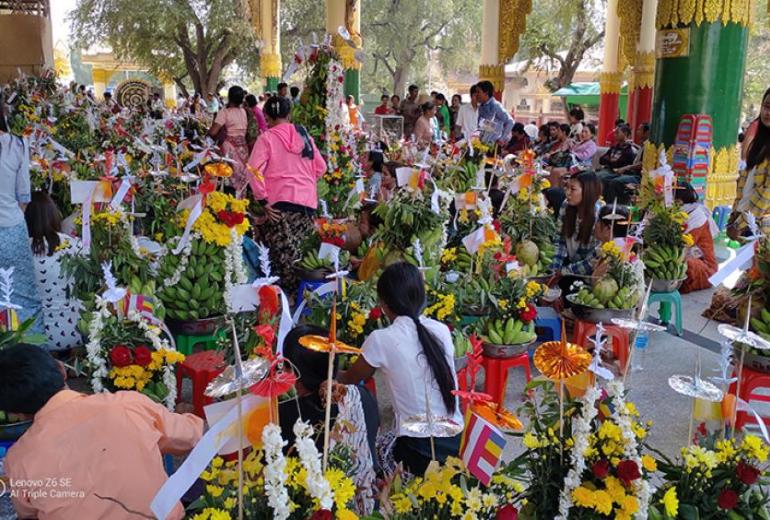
[293,420,334,510]
[263,424,291,520]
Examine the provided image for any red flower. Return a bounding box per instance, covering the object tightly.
[519,304,537,323]
[133,345,153,367]
[309,510,333,520]
[616,460,641,486]
[496,504,518,520]
[254,323,276,349]
[368,307,383,320]
[492,219,502,233]
[591,459,610,479]
[717,488,739,510]
[109,345,133,367]
[216,210,245,228]
[258,285,280,318]
[736,461,761,485]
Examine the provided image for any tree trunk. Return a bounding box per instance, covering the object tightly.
[393,65,407,97]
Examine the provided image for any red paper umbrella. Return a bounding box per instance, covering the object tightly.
[249,361,297,399]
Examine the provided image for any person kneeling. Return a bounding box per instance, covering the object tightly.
[0,344,203,520]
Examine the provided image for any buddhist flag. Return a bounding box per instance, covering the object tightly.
[460,411,507,486]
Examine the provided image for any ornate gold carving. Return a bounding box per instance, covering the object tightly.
[618,0,643,66]
[331,34,362,70]
[599,71,623,95]
[634,50,655,89]
[660,0,753,27]
[247,0,262,40]
[260,52,282,78]
[479,64,505,93]
[498,0,532,64]
[706,146,740,208]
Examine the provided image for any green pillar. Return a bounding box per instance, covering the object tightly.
[265,77,280,93]
[343,69,360,103]
[650,2,750,208]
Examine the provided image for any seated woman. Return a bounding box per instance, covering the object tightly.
[338,262,463,476]
[676,181,718,293]
[280,324,379,458]
[24,192,82,351]
[548,123,598,189]
[549,172,602,296]
[378,161,399,202]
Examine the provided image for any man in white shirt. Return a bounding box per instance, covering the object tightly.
[454,84,479,140]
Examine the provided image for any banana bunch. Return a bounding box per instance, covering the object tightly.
[750,308,770,342]
[572,288,605,309]
[606,286,639,310]
[518,263,541,278]
[484,317,537,345]
[537,242,556,273]
[453,249,473,272]
[298,251,333,271]
[453,333,472,358]
[158,239,225,321]
[644,245,687,280]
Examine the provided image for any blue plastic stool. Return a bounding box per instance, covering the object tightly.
[712,206,731,232]
[296,279,327,312]
[535,306,562,342]
[647,291,683,336]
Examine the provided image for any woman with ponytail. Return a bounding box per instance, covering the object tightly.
[339,262,462,475]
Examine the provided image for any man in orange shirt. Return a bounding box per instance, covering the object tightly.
[0,344,204,520]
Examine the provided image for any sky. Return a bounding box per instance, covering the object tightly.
[50,0,77,46]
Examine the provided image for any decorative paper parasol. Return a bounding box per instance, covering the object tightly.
[471,401,523,432]
[401,415,464,437]
[718,323,770,351]
[668,375,723,402]
[533,337,591,381]
[611,318,666,333]
[205,357,271,398]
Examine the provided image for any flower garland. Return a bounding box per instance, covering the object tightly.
[158,233,195,291]
[293,420,334,510]
[609,380,651,519]
[262,423,291,520]
[557,383,603,519]
[86,296,179,409]
[223,228,246,312]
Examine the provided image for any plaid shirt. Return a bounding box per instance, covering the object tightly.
[550,204,600,276]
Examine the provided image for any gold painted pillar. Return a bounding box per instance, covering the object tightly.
[624,0,656,138]
[163,80,177,108]
[326,0,362,101]
[598,0,622,146]
[256,0,281,92]
[91,68,109,100]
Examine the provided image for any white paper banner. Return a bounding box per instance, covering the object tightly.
[708,241,756,287]
[109,176,133,210]
[396,166,416,187]
[227,283,261,313]
[70,180,111,204]
[81,186,95,250]
[172,200,203,255]
[151,394,262,520]
[462,226,486,255]
[318,242,341,264]
[203,395,270,455]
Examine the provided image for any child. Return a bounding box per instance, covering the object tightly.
[0,344,203,520]
[338,262,462,475]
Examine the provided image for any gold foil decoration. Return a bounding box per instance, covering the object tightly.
[534,337,591,381]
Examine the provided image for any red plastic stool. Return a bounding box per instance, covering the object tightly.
[481,352,532,407]
[573,321,632,371]
[176,350,226,417]
[728,366,770,431]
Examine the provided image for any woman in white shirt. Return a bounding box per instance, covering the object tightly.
[339,262,462,475]
[25,192,82,351]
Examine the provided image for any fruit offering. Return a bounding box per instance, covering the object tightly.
[750,308,770,343]
[643,245,687,280]
[484,317,537,345]
[298,251,333,271]
[572,284,639,310]
[157,239,226,321]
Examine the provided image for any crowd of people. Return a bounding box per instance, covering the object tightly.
[0,61,768,518]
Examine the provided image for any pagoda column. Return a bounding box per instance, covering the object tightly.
[479,0,504,100]
[598,0,622,146]
[630,0,657,138]
[649,0,751,207]
[327,0,362,102]
[91,68,109,100]
[257,0,282,92]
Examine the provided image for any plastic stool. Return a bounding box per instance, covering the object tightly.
[728,366,770,431]
[174,328,227,357]
[535,306,562,342]
[573,321,632,371]
[482,352,532,406]
[712,206,731,232]
[176,350,226,417]
[648,291,683,336]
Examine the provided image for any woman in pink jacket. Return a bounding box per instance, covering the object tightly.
[247,96,327,294]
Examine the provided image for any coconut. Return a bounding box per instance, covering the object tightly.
[516,240,540,267]
[592,277,619,304]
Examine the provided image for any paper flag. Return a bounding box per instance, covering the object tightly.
[396,166,418,187]
[318,242,341,264]
[70,180,112,204]
[203,394,275,455]
[462,227,487,255]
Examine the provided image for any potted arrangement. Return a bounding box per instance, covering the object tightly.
[642,205,692,292]
[296,218,350,281]
[568,240,642,322]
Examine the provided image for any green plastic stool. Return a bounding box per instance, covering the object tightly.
[174,329,227,356]
[647,291,683,336]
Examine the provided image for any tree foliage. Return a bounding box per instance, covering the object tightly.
[743,0,770,122]
[69,0,258,96]
[279,0,481,97]
[519,0,605,92]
